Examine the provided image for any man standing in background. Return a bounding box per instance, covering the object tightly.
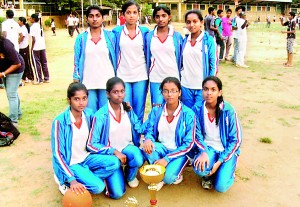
[222,9,233,61]
[67,14,75,37]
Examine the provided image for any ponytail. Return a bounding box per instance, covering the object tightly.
[215,95,223,126]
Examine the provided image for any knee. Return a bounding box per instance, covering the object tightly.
[135,155,145,167]
[163,172,177,184]
[214,179,233,193]
[90,183,105,194]
[107,189,126,200]
[193,167,209,178]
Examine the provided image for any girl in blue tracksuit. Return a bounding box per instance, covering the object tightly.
[143,77,195,191]
[87,77,145,189]
[51,82,125,199]
[192,76,242,192]
[113,1,149,122]
[146,5,183,107]
[181,10,217,109]
[73,5,117,113]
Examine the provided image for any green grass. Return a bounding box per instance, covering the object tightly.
[259,137,272,144]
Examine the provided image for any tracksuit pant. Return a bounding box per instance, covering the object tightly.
[69,154,125,199]
[150,82,164,107]
[223,36,233,60]
[232,38,239,64]
[87,89,107,113]
[124,80,148,122]
[32,49,49,83]
[181,87,203,109]
[20,46,34,81]
[142,142,188,184]
[121,144,144,182]
[193,146,238,193]
[236,38,247,66]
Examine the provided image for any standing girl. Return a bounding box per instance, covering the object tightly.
[192,76,242,192]
[18,17,34,83]
[146,5,183,107]
[51,18,56,36]
[87,77,144,189]
[0,36,24,126]
[143,77,195,191]
[113,1,149,122]
[181,10,216,109]
[52,82,125,199]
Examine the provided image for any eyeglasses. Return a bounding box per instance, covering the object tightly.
[162,89,179,95]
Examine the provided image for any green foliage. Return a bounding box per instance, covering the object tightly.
[44,19,51,27]
[141,3,153,17]
[259,137,272,144]
[0,17,5,24]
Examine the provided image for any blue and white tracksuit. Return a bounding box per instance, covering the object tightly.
[113,25,149,122]
[192,101,242,192]
[87,104,145,186]
[73,29,117,112]
[51,107,123,198]
[181,32,217,108]
[146,29,183,106]
[143,103,195,184]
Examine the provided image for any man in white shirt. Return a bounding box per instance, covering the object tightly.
[30,13,50,84]
[1,10,23,52]
[236,12,249,68]
[74,15,80,35]
[67,14,75,37]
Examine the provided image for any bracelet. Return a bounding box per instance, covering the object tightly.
[1,72,5,77]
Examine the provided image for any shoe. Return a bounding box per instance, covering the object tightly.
[239,64,250,68]
[156,181,165,191]
[128,177,139,188]
[32,81,43,85]
[44,80,50,83]
[0,84,4,89]
[235,64,241,67]
[225,57,230,61]
[201,179,213,190]
[54,174,69,195]
[19,82,25,87]
[173,174,183,185]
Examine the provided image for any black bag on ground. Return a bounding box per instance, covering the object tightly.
[0,112,20,145]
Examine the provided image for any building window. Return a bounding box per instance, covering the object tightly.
[247,6,251,11]
[200,5,205,10]
[257,6,261,11]
[171,4,177,10]
[193,4,199,10]
[267,6,271,11]
[187,4,192,10]
[291,8,297,13]
[224,5,230,10]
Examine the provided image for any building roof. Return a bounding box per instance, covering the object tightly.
[182,0,292,5]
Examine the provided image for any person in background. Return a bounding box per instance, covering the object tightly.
[142,77,195,191]
[280,12,296,67]
[18,17,34,83]
[231,6,242,65]
[67,14,75,37]
[30,13,50,84]
[146,5,183,107]
[73,5,117,113]
[266,14,271,28]
[0,36,25,127]
[221,9,233,61]
[192,76,242,192]
[215,10,224,63]
[236,12,249,68]
[51,18,56,36]
[51,82,124,199]
[74,15,80,35]
[112,0,149,122]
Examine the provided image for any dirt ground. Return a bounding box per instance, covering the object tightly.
[0,23,300,207]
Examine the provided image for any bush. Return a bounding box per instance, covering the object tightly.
[0,17,5,30]
[44,19,51,27]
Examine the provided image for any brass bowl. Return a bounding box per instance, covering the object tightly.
[139,164,166,184]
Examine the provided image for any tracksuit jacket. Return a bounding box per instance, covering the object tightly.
[143,103,196,163]
[145,28,183,76]
[87,104,144,154]
[73,29,117,82]
[112,25,149,68]
[181,31,217,78]
[51,107,94,185]
[193,100,242,163]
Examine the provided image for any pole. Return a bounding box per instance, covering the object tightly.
[81,0,84,30]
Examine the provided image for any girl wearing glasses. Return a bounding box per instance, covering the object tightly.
[192,76,242,192]
[51,83,124,199]
[181,10,216,108]
[146,5,183,107]
[87,77,144,191]
[112,1,149,123]
[143,77,196,191]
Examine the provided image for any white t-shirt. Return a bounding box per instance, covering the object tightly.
[181,32,204,89]
[74,17,79,26]
[108,102,133,152]
[117,25,148,82]
[83,28,115,89]
[203,104,224,152]
[1,18,21,51]
[70,112,90,166]
[236,17,247,41]
[19,25,29,49]
[67,17,75,26]
[51,21,55,28]
[30,22,46,50]
[158,102,182,151]
[149,25,179,83]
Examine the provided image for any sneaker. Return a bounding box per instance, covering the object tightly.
[128,177,139,188]
[44,80,50,83]
[239,64,250,68]
[54,174,69,195]
[201,179,213,190]
[156,181,164,191]
[173,174,183,185]
[32,81,43,85]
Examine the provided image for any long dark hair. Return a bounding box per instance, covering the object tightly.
[106,77,131,112]
[121,0,140,14]
[202,76,224,126]
[19,17,30,33]
[67,82,88,99]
